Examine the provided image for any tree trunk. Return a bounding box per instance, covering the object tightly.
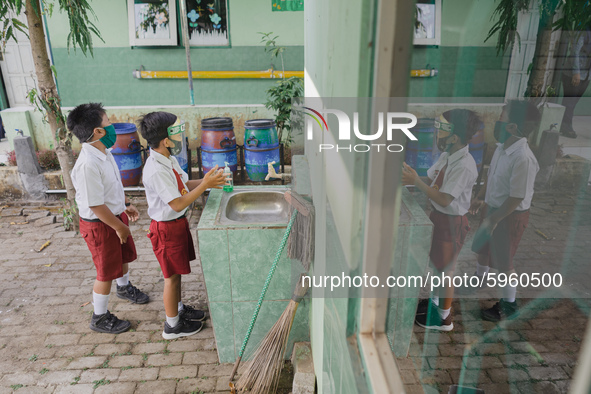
[526,6,556,100]
[25,0,78,228]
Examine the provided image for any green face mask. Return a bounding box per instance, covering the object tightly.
[167,120,186,156]
[99,124,117,149]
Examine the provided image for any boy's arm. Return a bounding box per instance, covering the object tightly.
[90,205,130,244]
[186,179,203,191]
[402,162,454,207]
[168,167,226,212]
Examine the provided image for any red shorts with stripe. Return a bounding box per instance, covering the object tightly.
[79,212,137,282]
[475,205,529,272]
[147,217,195,278]
[429,210,470,272]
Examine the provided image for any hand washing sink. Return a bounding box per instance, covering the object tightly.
[217,188,289,225]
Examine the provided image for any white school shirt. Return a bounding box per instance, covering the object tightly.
[485,138,539,211]
[142,149,189,222]
[71,143,126,220]
[426,145,478,216]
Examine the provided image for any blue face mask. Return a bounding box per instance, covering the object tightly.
[99,124,117,149]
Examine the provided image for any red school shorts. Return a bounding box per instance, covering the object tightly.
[79,212,137,282]
[429,209,470,272]
[475,205,530,272]
[147,217,196,279]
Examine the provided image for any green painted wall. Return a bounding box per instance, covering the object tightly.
[410,0,508,98]
[44,0,304,106]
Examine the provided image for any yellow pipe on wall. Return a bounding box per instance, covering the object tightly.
[133,69,304,79]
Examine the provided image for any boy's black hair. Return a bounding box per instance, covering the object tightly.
[66,103,106,143]
[441,109,481,144]
[504,100,542,137]
[137,111,178,149]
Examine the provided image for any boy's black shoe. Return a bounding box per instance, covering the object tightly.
[415,308,453,332]
[117,282,150,304]
[481,299,519,322]
[162,317,204,340]
[416,298,436,315]
[179,304,207,322]
[90,311,131,334]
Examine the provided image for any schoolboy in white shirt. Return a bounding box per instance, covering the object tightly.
[468,100,541,322]
[402,109,479,331]
[139,111,226,339]
[68,103,150,335]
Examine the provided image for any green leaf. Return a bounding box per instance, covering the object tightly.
[50,65,58,77]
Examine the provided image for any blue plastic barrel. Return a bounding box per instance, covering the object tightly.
[468,128,485,173]
[404,118,440,176]
[111,123,143,186]
[201,117,238,175]
[244,146,280,181]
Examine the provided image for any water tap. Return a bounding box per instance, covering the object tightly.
[265,161,284,181]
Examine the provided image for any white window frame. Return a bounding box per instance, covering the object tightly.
[358,0,415,392]
[128,0,178,47]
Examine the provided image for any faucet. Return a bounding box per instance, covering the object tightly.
[265,161,284,181]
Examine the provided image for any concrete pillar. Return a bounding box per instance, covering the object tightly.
[13,133,47,200]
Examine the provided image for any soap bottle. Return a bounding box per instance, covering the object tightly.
[223,161,233,192]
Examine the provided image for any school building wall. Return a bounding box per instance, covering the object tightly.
[44,0,304,107]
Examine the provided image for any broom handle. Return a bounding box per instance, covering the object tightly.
[229,209,298,382]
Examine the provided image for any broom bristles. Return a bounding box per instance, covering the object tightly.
[236,301,299,393]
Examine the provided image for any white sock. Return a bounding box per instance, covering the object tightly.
[93,292,109,315]
[438,307,451,320]
[476,263,490,276]
[430,295,439,307]
[502,285,517,303]
[116,272,130,287]
[166,314,180,328]
[178,301,184,312]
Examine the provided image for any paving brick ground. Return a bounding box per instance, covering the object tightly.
[0,185,589,393]
[0,199,293,393]
[400,186,591,393]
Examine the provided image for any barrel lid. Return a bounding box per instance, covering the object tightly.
[113,123,137,135]
[201,117,233,129]
[244,119,276,129]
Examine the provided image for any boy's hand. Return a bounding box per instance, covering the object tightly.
[469,197,485,215]
[401,162,418,186]
[116,224,131,244]
[203,165,226,189]
[125,204,140,222]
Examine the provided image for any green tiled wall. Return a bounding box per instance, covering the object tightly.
[198,224,310,364]
[52,46,304,107]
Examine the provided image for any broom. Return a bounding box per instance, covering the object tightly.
[232,191,314,393]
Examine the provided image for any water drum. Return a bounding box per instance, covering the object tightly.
[243,119,280,181]
[469,125,485,173]
[200,117,238,174]
[111,123,143,187]
[404,118,440,177]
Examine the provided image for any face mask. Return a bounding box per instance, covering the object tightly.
[494,121,512,143]
[434,119,455,152]
[99,124,117,149]
[167,119,185,156]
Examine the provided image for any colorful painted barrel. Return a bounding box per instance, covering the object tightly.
[469,125,485,173]
[244,119,279,149]
[111,123,143,187]
[404,118,440,176]
[200,117,238,175]
[244,146,280,181]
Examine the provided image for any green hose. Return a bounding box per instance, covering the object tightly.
[238,209,298,358]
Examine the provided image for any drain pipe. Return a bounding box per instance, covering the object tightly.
[178,0,195,105]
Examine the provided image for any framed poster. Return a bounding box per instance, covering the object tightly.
[183,0,230,47]
[413,0,441,46]
[128,0,178,46]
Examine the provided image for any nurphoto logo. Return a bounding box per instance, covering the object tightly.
[299,106,418,153]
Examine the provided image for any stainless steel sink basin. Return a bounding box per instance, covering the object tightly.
[217,189,289,225]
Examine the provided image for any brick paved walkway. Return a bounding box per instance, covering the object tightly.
[400,186,591,393]
[0,199,292,393]
[0,186,589,393]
